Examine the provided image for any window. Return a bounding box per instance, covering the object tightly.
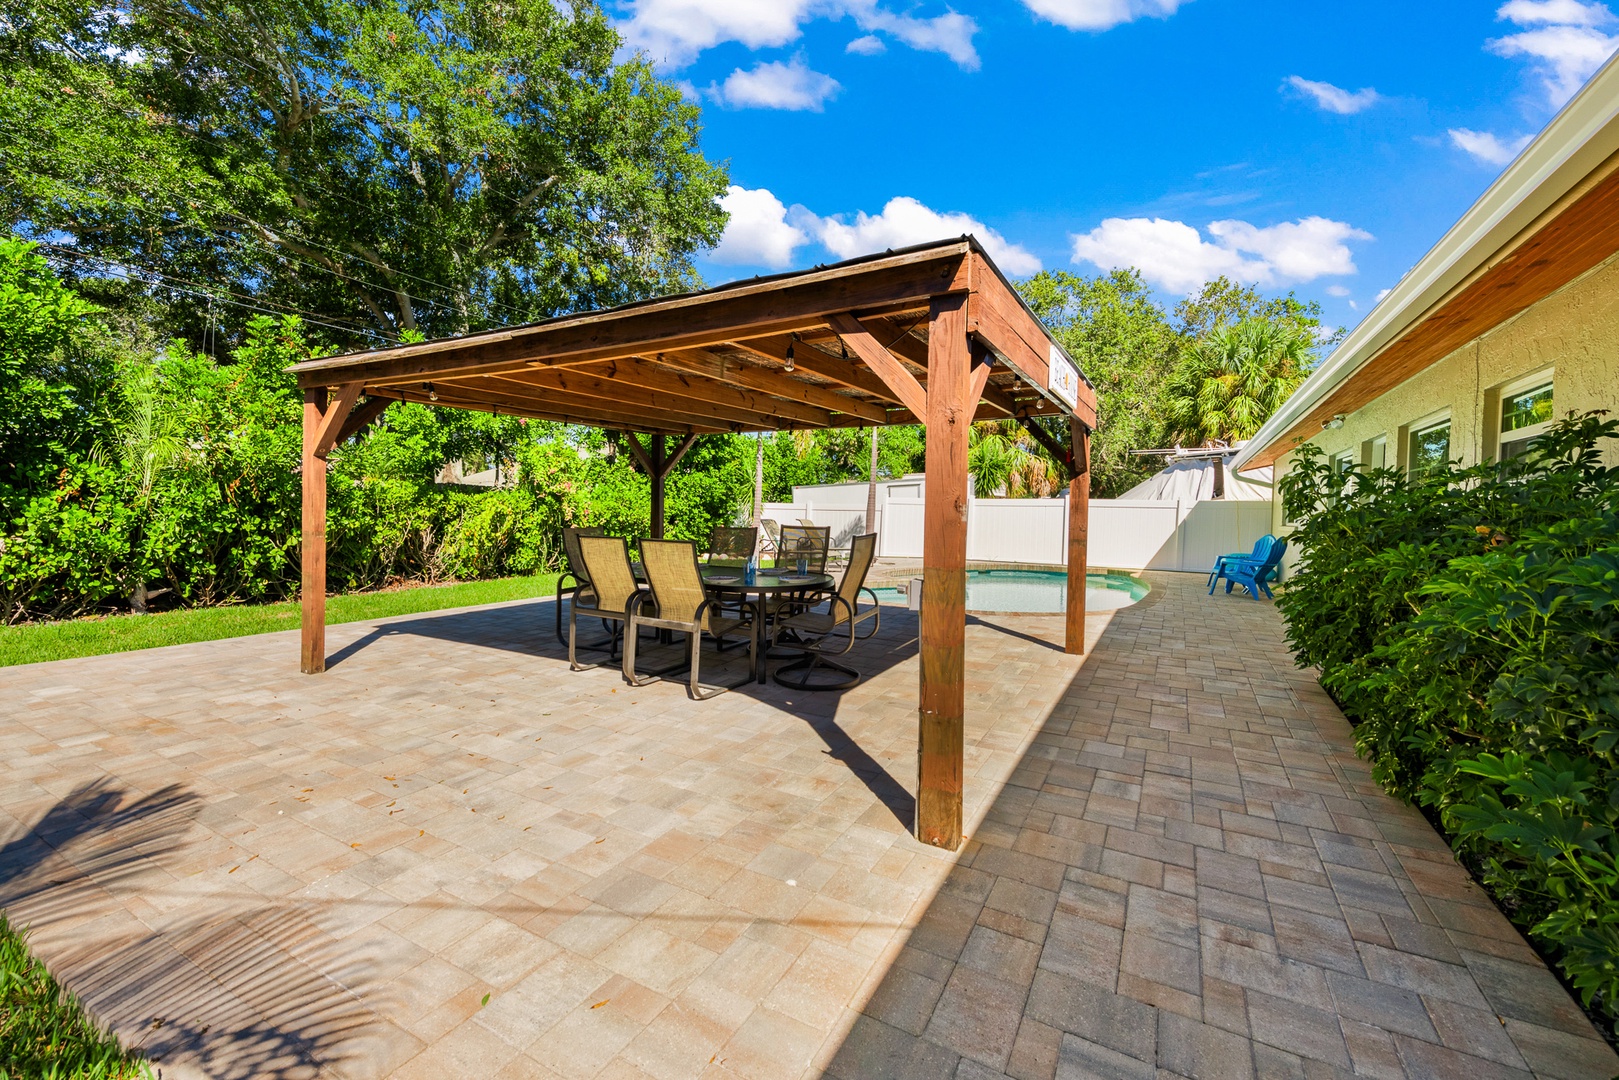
[1408,418,1451,478]
[1329,449,1355,504]
[1366,435,1387,471]
[1498,374,1554,461]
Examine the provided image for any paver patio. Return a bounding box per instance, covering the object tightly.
[1,573,1613,1079]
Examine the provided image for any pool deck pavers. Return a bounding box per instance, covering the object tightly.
[1,573,1613,1079]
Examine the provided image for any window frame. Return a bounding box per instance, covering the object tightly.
[1496,367,1555,461]
[1406,411,1453,479]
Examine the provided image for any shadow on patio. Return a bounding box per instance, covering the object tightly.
[816,574,1619,1080]
[0,781,410,1079]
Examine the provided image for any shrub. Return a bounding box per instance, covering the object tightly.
[1277,412,1619,1029]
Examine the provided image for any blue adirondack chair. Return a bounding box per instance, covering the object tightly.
[1215,537,1288,600]
[1208,535,1278,594]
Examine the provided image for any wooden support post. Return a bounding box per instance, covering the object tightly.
[917,294,970,850]
[300,388,329,674]
[649,434,667,539]
[1066,420,1091,656]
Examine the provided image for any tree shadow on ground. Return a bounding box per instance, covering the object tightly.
[0,782,400,1079]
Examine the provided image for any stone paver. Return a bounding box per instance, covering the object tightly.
[1,573,1612,1079]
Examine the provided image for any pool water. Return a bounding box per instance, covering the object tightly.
[869,570,1148,614]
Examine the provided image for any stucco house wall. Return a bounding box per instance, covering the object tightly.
[1271,247,1619,546]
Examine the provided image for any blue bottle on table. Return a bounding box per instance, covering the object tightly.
[744,555,757,586]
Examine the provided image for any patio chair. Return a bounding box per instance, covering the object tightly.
[555,525,607,646]
[569,535,642,669]
[1207,534,1279,594]
[625,539,756,699]
[759,519,782,558]
[705,525,759,568]
[796,517,818,529]
[1214,537,1288,600]
[772,533,880,691]
[775,525,831,572]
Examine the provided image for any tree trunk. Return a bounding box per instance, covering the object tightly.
[866,427,879,535]
[752,433,765,526]
[131,580,148,614]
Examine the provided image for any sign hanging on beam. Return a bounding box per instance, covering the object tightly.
[1048,343,1081,410]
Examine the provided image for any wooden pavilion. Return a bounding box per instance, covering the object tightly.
[289,237,1098,850]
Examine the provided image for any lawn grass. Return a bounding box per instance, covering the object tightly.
[0,574,561,668]
[0,912,152,1079]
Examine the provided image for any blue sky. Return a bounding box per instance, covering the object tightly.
[610,0,1619,332]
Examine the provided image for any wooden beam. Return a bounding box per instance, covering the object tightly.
[857,395,1062,429]
[486,368,807,430]
[374,387,704,434]
[1015,413,1075,477]
[1066,421,1091,656]
[619,432,654,473]
[917,293,970,851]
[333,395,391,446]
[729,337,901,410]
[969,351,994,409]
[311,381,364,459]
[293,245,971,388]
[301,388,328,674]
[662,433,699,476]
[387,379,727,433]
[649,435,667,539]
[828,312,929,420]
[656,348,890,423]
[512,355,835,426]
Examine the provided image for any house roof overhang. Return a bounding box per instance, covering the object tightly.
[1232,51,1619,473]
[289,237,1097,438]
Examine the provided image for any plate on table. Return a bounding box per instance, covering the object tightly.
[706,574,742,584]
[776,575,819,585]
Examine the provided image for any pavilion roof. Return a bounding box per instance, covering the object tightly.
[289,238,1097,437]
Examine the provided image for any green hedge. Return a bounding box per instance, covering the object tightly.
[1277,412,1619,1030]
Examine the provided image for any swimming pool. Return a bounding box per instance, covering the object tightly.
[869,570,1148,615]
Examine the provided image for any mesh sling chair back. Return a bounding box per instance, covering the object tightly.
[569,536,642,670]
[706,525,759,567]
[625,540,756,699]
[772,533,880,691]
[758,519,782,558]
[775,525,831,572]
[555,525,607,645]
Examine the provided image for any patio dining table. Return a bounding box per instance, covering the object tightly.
[631,562,836,683]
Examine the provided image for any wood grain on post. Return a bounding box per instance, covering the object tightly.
[1066,420,1091,656]
[917,294,971,850]
[300,388,328,674]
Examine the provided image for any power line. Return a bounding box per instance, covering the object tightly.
[39,241,392,342]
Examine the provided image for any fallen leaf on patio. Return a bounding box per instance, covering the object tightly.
[351,842,361,848]
[302,788,313,792]
[418,830,425,836]
[228,865,239,873]
[463,789,468,794]
[384,776,396,780]
[481,993,491,1007]
[523,826,531,831]
[590,1000,609,1009]
[594,838,605,844]
[386,800,396,807]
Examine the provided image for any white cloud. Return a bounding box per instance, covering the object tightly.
[1021,0,1189,32]
[710,58,841,111]
[846,33,886,54]
[1375,288,1391,302]
[812,197,1042,275]
[711,186,809,267]
[1285,75,1380,114]
[849,3,979,69]
[1448,127,1534,164]
[1325,284,1351,297]
[615,0,979,70]
[1489,0,1619,106]
[1069,216,1371,294]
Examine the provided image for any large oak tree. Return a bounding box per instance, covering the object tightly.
[2,0,729,345]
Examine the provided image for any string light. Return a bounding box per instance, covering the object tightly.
[426,382,438,401]
[784,336,795,374]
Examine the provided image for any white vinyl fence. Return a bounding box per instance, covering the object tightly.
[763,496,1273,574]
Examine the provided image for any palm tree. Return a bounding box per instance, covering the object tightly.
[968,422,1064,498]
[1163,318,1314,446]
[96,359,194,611]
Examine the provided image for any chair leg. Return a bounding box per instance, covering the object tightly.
[568,606,582,670]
